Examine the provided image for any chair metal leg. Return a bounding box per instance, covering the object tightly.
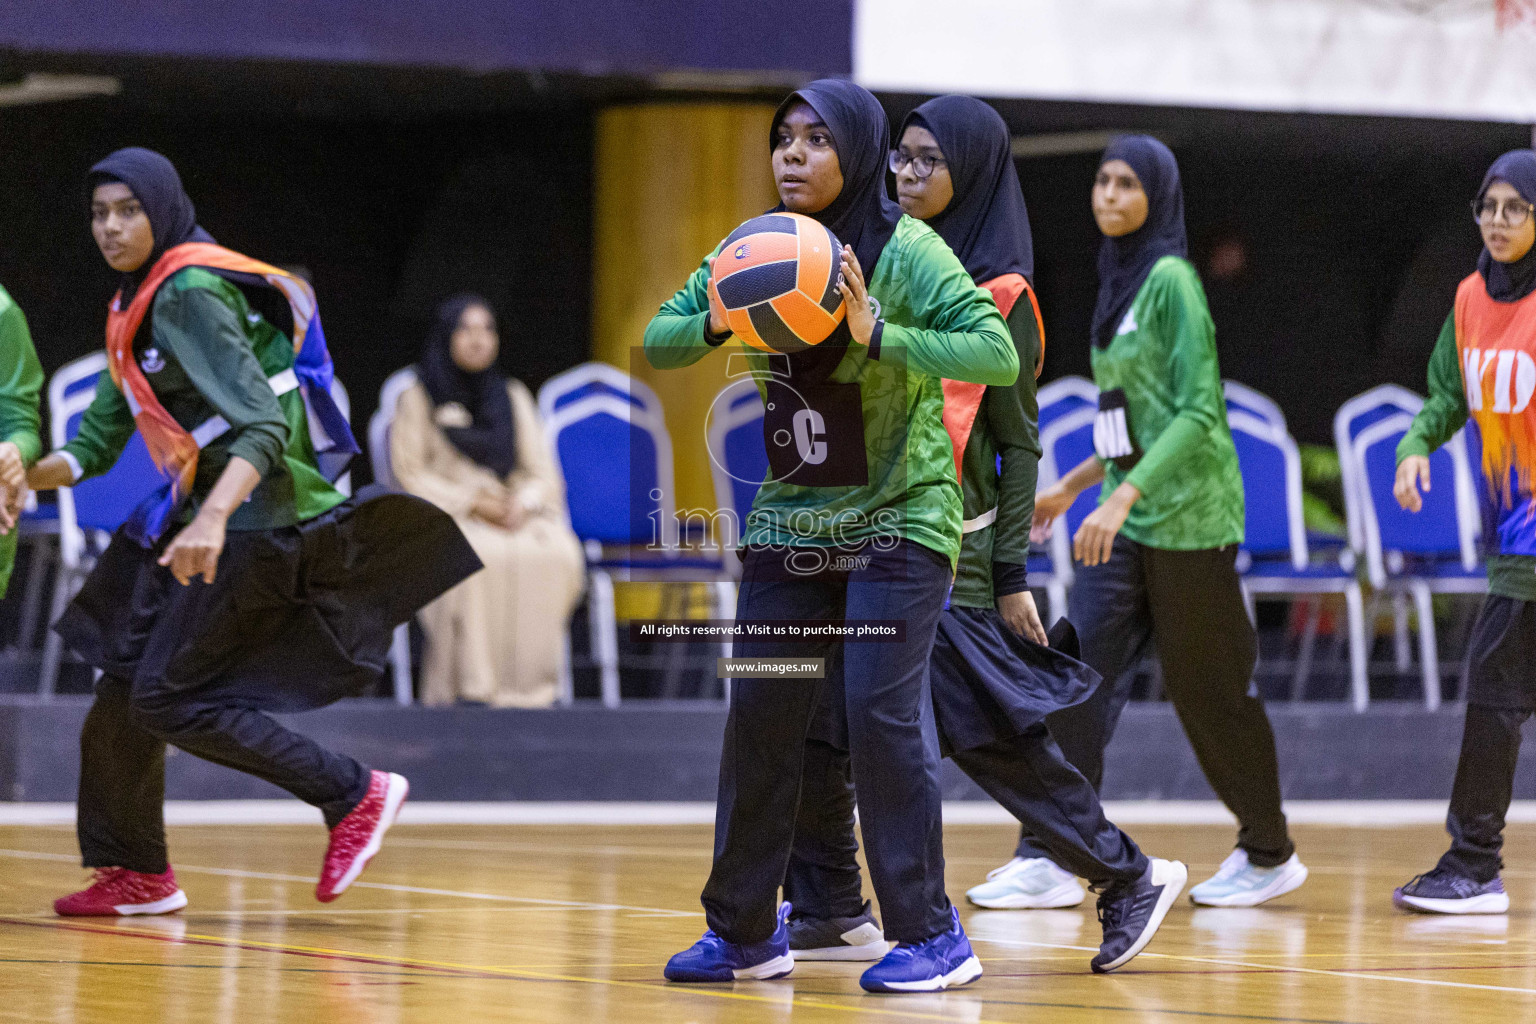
[1046,579,1068,626]
[557,631,575,706]
[1409,581,1442,711]
[1392,592,1412,671]
[1290,597,1322,702]
[714,580,736,700]
[37,565,80,700]
[389,622,413,705]
[1345,580,1369,712]
[14,535,53,654]
[588,569,620,708]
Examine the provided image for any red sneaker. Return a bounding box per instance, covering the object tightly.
[316,770,409,903]
[54,867,188,917]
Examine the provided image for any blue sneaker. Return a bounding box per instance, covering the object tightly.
[664,902,794,982]
[858,906,982,993]
[1091,858,1187,974]
[1394,867,1509,915]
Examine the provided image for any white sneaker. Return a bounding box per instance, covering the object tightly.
[966,857,1086,909]
[1189,850,1308,907]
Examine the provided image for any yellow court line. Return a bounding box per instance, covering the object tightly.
[40,920,1025,1024]
[970,937,1536,996]
[0,848,701,918]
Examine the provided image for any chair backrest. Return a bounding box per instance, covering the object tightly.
[327,375,352,497]
[1036,375,1098,433]
[545,371,677,549]
[1334,385,1425,553]
[538,361,662,422]
[1351,412,1479,587]
[1037,405,1101,583]
[1228,410,1307,569]
[49,352,164,565]
[368,365,419,490]
[706,379,767,550]
[1223,380,1286,430]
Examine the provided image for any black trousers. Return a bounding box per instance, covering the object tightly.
[1016,535,1294,867]
[1437,595,1536,883]
[701,540,953,945]
[784,723,1148,921]
[79,676,369,873]
[58,497,483,875]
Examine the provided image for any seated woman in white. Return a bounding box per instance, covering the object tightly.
[391,294,583,707]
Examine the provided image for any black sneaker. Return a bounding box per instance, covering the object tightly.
[1394,867,1509,915]
[788,900,889,961]
[1090,858,1187,974]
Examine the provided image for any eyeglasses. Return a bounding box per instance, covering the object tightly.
[888,150,947,180]
[1471,197,1535,227]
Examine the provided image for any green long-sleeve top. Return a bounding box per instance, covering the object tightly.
[0,284,43,466]
[949,295,1041,608]
[645,214,1018,564]
[1398,312,1536,601]
[1089,255,1244,550]
[62,267,345,532]
[0,283,44,597]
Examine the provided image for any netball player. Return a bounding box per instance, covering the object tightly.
[29,148,480,916]
[1001,137,1306,908]
[1393,150,1536,915]
[647,80,1015,992]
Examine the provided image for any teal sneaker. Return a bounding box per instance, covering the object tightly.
[966,857,1085,909]
[1189,850,1308,907]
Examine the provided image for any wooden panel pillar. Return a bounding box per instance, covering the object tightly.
[591,102,777,513]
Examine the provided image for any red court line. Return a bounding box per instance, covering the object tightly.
[990,962,1536,980]
[0,917,510,981]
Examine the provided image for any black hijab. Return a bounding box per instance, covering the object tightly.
[1476,149,1536,303]
[418,294,518,478]
[88,147,215,303]
[1090,135,1188,349]
[904,95,1034,285]
[770,79,904,279]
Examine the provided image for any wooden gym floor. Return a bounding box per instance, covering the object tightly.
[1,820,1534,1023]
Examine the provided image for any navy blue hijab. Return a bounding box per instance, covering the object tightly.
[1476,149,1536,303]
[904,95,1034,285]
[770,79,904,278]
[1091,135,1187,349]
[419,294,518,478]
[88,147,215,303]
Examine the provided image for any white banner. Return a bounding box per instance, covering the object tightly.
[856,0,1536,122]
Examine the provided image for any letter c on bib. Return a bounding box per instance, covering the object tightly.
[792,409,828,465]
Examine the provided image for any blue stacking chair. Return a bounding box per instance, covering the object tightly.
[705,376,767,574]
[1229,410,1368,708]
[1034,405,1100,623]
[540,362,731,706]
[40,353,165,695]
[1224,379,1287,430]
[1036,375,1097,434]
[1335,385,1426,559]
[1334,385,1430,683]
[1349,412,1483,710]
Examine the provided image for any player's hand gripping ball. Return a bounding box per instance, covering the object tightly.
[710,212,847,353]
